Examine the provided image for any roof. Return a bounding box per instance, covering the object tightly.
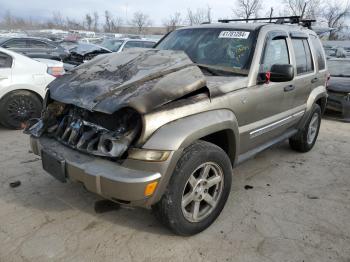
[0,36,53,43]
[177,22,315,35]
[180,22,266,31]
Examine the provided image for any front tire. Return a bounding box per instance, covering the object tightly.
[0,90,42,129]
[152,140,232,236]
[289,104,321,152]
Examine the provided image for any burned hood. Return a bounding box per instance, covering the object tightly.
[70,43,112,55]
[49,49,207,114]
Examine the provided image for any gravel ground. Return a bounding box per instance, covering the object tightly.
[0,119,349,262]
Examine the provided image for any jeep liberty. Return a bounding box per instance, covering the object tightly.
[25,17,328,235]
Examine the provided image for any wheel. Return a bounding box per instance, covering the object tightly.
[0,90,42,129]
[152,140,232,236]
[289,104,321,152]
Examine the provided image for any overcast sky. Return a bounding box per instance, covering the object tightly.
[0,0,287,26]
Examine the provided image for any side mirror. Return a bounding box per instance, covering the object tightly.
[270,64,294,82]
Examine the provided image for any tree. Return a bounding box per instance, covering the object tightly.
[206,5,213,23]
[186,8,208,25]
[51,11,65,28]
[3,10,13,28]
[104,10,112,32]
[163,12,182,32]
[283,0,320,18]
[93,12,99,31]
[85,14,93,30]
[130,12,152,34]
[321,1,350,40]
[111,17,123,33]
[233,0,262,21]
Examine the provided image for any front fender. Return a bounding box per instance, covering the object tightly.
[143,109,239,163]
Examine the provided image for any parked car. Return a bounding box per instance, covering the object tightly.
[0,47,64,129]
[0,37,69,61]
[26,20,328,235]
[100,38,157,52]
[326,57,350,121]
[63,43,112,66]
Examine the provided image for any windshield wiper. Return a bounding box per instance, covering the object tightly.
[194,63,248,76]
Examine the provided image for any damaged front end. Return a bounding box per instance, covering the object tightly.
[25,101,141,159]
[25,49,210,160]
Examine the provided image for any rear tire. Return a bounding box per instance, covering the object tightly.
[152,140,232,236]
[289,104,321,152]
[0,90,42,129]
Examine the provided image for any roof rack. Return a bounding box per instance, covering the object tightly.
[218,16,316,29]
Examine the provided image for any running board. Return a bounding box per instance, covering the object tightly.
[236,129,298,166]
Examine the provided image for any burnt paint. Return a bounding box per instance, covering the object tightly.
[49,49,208,114]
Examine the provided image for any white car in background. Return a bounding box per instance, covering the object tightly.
[0,47,64,129]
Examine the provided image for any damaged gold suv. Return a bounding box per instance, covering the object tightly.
[25,17,328,235]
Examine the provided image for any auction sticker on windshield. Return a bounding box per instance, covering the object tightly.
[219,31,250,39]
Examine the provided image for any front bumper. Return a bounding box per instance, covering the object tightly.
[326,91,350,121]
[30,136,164,206]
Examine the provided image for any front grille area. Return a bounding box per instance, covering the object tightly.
[52,115,109,155]
[43,105,141,158]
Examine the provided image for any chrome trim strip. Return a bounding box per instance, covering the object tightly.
[250,110,305,138]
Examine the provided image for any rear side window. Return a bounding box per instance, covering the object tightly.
[28,40,50,49]
[310,35,326,70]
[261,38,290,71]
[0,52,13,68]
[292,39,314,74]
[123,41,144,49]
[142,41,155,48]
[3,39,26,48]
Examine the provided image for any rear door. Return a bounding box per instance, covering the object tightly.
[27,40,54,59]
[289,33,316,110]
[309,34,327,88]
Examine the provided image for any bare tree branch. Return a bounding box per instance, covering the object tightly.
[233,0,262,21]
[130,12,152,34]
[321,0,350,39]
[163,12,182,33]
[283,0,320,18]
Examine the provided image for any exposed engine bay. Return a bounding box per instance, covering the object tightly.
[26,101,141,159]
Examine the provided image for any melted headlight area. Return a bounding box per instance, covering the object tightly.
[26,102,142,159]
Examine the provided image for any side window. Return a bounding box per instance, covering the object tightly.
[310,35,326,70]
[123,41,144,49]
[0,52,13,68]
[3,39,26,48]
[261,38,290,71]
[28,40,49,49]
[292,39,314,74]
[143,41,155,48]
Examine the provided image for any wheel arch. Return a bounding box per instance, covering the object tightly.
[0,88,44,104]
[142,109,240,166]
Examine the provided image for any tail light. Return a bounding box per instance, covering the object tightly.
[47,66,65,77]
[325,73,331,89]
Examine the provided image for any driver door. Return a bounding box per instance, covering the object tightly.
[238,31,294,153]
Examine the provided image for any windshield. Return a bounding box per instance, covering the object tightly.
[156,28,254,73]
[100,39,124,52]
[323,41,350,77]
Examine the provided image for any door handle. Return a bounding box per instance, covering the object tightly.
[284,85,295,92]
[311,77,318,83]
